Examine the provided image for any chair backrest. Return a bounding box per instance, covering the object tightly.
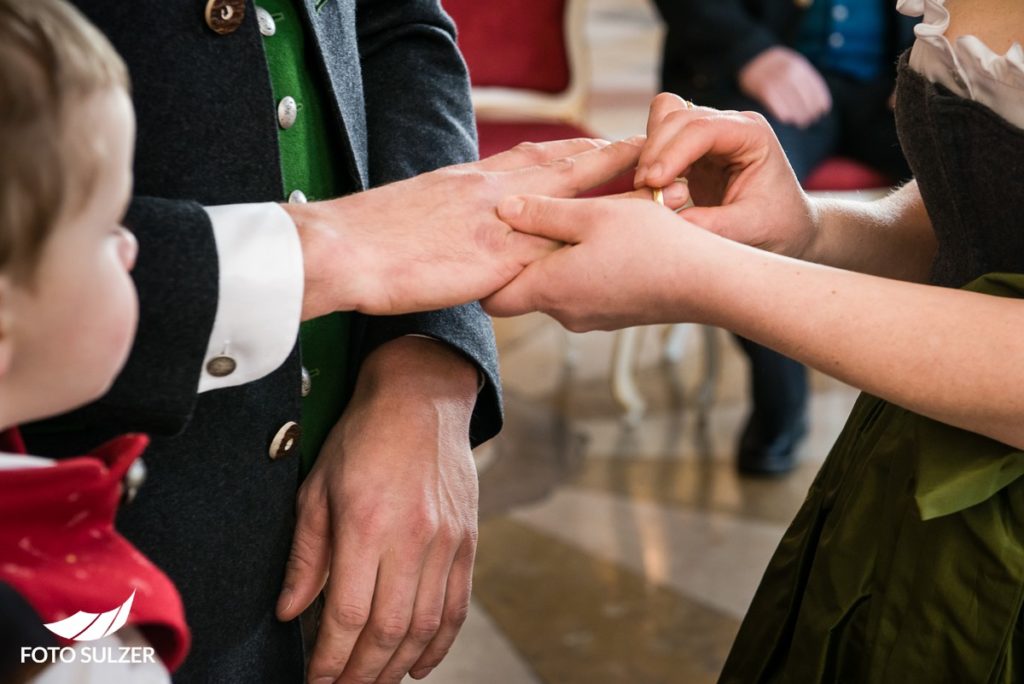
[443,0,590,124]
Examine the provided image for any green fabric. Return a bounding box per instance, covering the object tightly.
[720,273,1024,684]
[261,0,352,475]
[913,274,1024,520]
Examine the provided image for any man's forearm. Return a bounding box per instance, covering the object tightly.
[806,181,937,282]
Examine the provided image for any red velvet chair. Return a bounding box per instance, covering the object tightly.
[804,157,893,196]
[444,0,634,197]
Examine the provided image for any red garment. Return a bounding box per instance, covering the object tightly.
[0,429,190,671]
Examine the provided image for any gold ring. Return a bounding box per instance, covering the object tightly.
[652,187,664,206]
[683,99,696,110]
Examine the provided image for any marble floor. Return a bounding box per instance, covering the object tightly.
[412,2,861,683]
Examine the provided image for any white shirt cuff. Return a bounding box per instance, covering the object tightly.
[199,203,303,393]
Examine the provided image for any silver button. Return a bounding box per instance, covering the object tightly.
[256,6,276,36]
[831,5,849,22]
[206,355,237,377]
[301,366,312,397]
[278,96,297,129]
[288,189,308,204]
[270,421,302,460]
[122,458,147,504]
[828,32,845,49]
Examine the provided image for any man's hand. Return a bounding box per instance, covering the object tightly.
[277,336,479,684]
[739,46,832,129]
[286,138,648,321]
[635,93,821,259]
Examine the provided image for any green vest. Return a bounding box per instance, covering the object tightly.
[259,0,354,474]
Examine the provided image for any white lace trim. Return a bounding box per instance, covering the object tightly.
[897,0,1024,128]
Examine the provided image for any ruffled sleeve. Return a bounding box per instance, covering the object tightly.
[895,0,1024,129]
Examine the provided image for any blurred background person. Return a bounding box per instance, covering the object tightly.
[653,0,917,475]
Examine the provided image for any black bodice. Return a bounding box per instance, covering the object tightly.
[895,52,1024,288]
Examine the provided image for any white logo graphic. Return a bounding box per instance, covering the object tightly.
[42,590,136,641]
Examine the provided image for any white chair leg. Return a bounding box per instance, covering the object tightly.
[696,326,720,409]
[563,328,581,369]
[612,327,646,424]
[662,323,692,365]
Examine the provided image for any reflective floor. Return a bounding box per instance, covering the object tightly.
[416,316,859,684]
[414,2,861,682]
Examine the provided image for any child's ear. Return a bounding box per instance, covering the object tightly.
[0,277,12,379]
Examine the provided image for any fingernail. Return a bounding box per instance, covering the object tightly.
[498,197,525,219]
[411,668,435,679]
[276,589,293,616]
[663,181,688,203]
[648,162,664,180]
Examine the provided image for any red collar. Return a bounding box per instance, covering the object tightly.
[0,428,190,671]
[0,427,26,454]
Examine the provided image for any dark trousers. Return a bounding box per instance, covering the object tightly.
[691,73,911,436]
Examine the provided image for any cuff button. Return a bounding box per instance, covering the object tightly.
[206,355,237,377]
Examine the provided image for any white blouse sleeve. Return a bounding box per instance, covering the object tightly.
[897,0,1024,129]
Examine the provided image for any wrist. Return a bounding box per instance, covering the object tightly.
[799,196,830,264]
[283,197,374,319]
[356,337,479,411]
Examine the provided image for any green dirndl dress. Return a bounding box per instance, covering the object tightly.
[719,276,1024,684]
[719,53,1024,683]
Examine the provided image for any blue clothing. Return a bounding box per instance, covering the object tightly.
[796,0,888,82]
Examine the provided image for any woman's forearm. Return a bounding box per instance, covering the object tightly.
[804,181,937,282]
[697,233,1024,449]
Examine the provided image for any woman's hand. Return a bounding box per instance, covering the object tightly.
[482,195,719,331]
[635,94,821,260]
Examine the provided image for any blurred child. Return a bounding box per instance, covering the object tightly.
[0,0,188,681]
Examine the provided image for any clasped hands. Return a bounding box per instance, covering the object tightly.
[287,93,812,328]
[482,92,821,331]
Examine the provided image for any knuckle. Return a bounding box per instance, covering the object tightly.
[663,109,689,126]
[686,115,713,133]
[328,602,371,631]
[408,614,443,642]
[348,505,385,538]
[547,156,576,175]
[652,91,685,113]
[285,546,315,574]
[408,510,441,545]
[512,140,544,162]
[295,481,322,511]
[444,601,470,629]
[433,523,461,550]
[454,169,496,197]
[740,110,769,127]
[370,617,410,648]
[546,157,580,193]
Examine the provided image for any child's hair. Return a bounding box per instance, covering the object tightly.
[0,0,129,281]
